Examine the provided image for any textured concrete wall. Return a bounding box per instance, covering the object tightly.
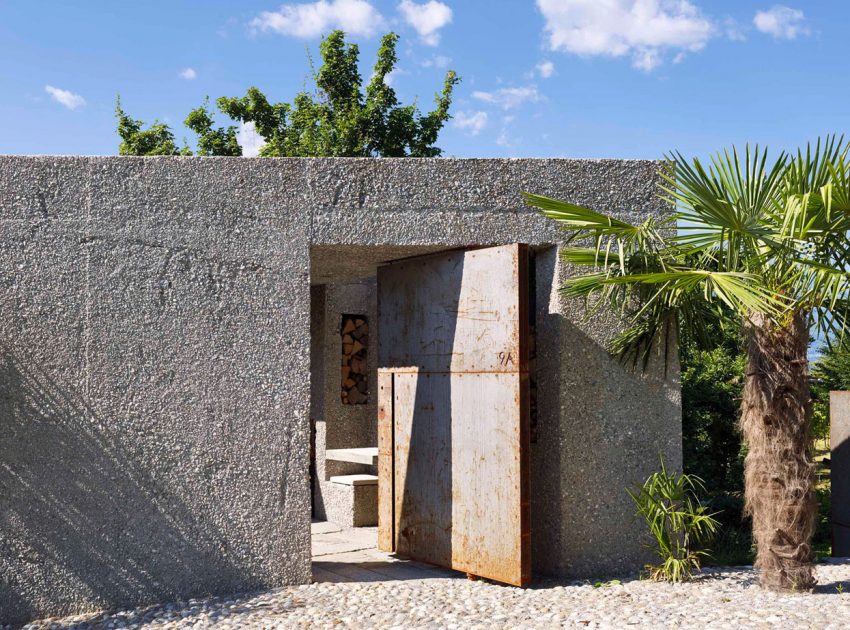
[0,158,313,624]
[320,280,378,455]
[1,156,680,623]
[532,246,681,577]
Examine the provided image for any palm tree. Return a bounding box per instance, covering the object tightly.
[525,137,850,591]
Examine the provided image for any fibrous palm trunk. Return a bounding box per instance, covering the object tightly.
[741,311,817,591]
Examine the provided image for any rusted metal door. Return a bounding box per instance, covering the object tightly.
[377,244,530,586]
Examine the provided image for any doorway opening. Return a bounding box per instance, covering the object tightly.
[309,244,543,585]
[310,245,462,582]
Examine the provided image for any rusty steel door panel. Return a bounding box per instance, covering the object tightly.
[377,244,530,586]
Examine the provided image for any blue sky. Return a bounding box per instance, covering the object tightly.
[0,1,846,159]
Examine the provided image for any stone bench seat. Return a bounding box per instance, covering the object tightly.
[325,447,379,466]
[329,474,378,487]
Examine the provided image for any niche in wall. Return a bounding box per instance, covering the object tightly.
[341,314,368,404]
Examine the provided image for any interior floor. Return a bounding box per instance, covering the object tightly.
[311,521,461,583]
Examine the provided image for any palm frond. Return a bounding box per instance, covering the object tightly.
[523,192,637,233]
[825,156,850,214]
[784,135,847,197]
[662,146,791,279]
[560,247,613,266]
[531,137,850,373]
[523,193,669,256]
[564,270,784,316]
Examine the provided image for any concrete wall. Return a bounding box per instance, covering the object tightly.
[0,158,313,624]
[0,156,680,624]
[532,246,681,577]
[319,280,378,455]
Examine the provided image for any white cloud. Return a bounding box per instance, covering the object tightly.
[632,47,662,71]
[536,0,714,72]
[753,5,808,40]
[179,67,197,80]
[238,122,265,157]
[453,110,488,135]
[472,86,541,110]
[250,0,385,38]
[724,17,746,42]
[495,115,518,148]
[44,85,85,110]
[496,129,514,147]
[536,60,555,78]
[398,0,452,46]
[421,54,451,69]
[384,68,402,86]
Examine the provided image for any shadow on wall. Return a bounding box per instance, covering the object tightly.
[529,245,563,576]
[0,352,249,625]
[531,246,681,578]
[832,431,850,556]
[532,286,682,578]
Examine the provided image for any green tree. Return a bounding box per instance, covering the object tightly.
[116,97,190,156]
[680,324,752,566]
[184,99,241,156]
[117,30,458,157]
[681,325,746,494]
[525,137,850,592]
[216,30,458,157]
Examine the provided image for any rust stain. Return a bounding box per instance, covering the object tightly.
[378,244,531,587]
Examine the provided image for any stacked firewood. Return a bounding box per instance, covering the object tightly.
[341,315,369,405]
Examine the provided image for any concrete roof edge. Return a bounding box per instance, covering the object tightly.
[0,155,664,165]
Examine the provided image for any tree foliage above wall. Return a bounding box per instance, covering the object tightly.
[116,97,191,156]
[116,30,459,158]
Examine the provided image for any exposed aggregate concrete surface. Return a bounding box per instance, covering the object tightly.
[15,562,850,629]
[1,156,678,624]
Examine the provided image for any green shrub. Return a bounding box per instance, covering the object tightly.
[680,326,746,494]
[628,457,720,582]
[707,522,754,566]
[702,493,753,566]
[814,485,832,560]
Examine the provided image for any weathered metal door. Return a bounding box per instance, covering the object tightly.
[377,244,530,586]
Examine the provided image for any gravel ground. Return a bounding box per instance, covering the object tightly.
[15,562,850,630]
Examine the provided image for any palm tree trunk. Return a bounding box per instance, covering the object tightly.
[741,310,817,591]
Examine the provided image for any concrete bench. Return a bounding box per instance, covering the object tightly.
[325,447,379,466]
[321,448,379,527]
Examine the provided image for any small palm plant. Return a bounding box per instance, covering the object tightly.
[628,457,719,582]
